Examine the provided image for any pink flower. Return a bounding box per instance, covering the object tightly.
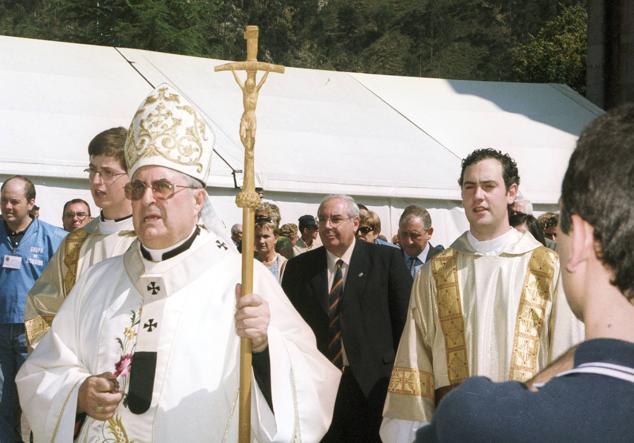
[114,353,133,378]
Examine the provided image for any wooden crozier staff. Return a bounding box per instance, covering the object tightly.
[215,25,284,443]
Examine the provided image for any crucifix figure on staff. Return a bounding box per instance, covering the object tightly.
[15,31,339,442]
[216,25,339,442]
[216,25,284,209]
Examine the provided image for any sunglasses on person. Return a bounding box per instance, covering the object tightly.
[357,226,374,235]
[124,179,200,201]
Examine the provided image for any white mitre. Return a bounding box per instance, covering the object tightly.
[124,83,236,250]
[125,83,214,185]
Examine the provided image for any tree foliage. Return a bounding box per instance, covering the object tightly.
[511,4,587,93]
[0,0,588,93]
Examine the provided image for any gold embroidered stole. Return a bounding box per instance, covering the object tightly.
[431,248,468,385]
[62,228,90,296]
[431,247,556,385]
[25,229,90,347]
[387,367,435,400]
[508,246,556,381]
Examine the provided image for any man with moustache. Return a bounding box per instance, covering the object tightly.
[282,194,412,442]
[61,198,92,232]
[381,148,584,443]
[416,104,634,442]
[17,84,338,442]
[24,128,136,348]
[0,175,66,441]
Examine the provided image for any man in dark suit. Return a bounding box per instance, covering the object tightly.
[282,194,412,442]
[397,204,443,278]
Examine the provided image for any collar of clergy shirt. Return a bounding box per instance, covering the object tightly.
[98,212,133,235]
[467,228,516,256]
[140,226,200,262]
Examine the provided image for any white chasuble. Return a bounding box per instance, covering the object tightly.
[17,228,340,442]
[25,216,136,347]
[381,230,584,443]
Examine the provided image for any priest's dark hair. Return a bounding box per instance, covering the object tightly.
[458,148,520,191]
[88,127,128,171]
[560,103,634,301]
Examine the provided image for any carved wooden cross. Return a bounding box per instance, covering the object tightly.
[215,25,285,209]
[215,25,284,443]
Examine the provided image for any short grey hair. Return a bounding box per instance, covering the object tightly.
[399,205,432,230]
[318,194,360,219]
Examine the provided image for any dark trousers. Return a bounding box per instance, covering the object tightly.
[0,323,27,443]
[321,368,383,443]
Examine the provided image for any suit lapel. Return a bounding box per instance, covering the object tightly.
[308,247,329,313]
[343,241,370,309]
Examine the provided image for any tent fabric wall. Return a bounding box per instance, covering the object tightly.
[0,35,602,245]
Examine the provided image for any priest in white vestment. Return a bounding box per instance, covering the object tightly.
[17,84,340,442]
[381,149,584,443]
[24,127,135,348]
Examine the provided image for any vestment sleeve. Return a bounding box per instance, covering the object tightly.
[381,264,437,442]
[250,263,340,443]
[17,272,91,442]
[23,235,69,348]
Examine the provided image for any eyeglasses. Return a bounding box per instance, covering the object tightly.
[63,211,89,219]
[124,179,201,201]
[316,215,351,227]
[84,166,127,183]
[357,226,374,235]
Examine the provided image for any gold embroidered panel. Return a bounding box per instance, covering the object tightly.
[25,315,55,347]
[431,249,469,385]
[509,246,556,381]
[62,229,89,296]
[388,367,434,400]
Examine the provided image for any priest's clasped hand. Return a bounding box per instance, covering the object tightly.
[77,372,123,421]
[235,283,270,352]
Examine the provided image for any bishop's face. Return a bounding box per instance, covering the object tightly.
[130,166,204,250]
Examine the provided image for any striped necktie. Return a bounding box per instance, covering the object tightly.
[328,259,344,369]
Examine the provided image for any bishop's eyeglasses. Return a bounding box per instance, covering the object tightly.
[124,179,201,201]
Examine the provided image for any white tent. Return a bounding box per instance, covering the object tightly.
[0,35,603,246]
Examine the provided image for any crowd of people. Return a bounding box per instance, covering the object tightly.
[0,85,632,442]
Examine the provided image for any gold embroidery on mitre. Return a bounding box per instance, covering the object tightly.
[125,86,209,174]
[509,246,556,382]
[388,367,434,400]
[431,249,469,385]
[62,228,90,296]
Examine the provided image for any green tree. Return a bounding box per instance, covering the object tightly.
[511,3,587,93]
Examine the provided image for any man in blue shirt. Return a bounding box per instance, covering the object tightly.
[416,104,634,443]
[0,175,66,441]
